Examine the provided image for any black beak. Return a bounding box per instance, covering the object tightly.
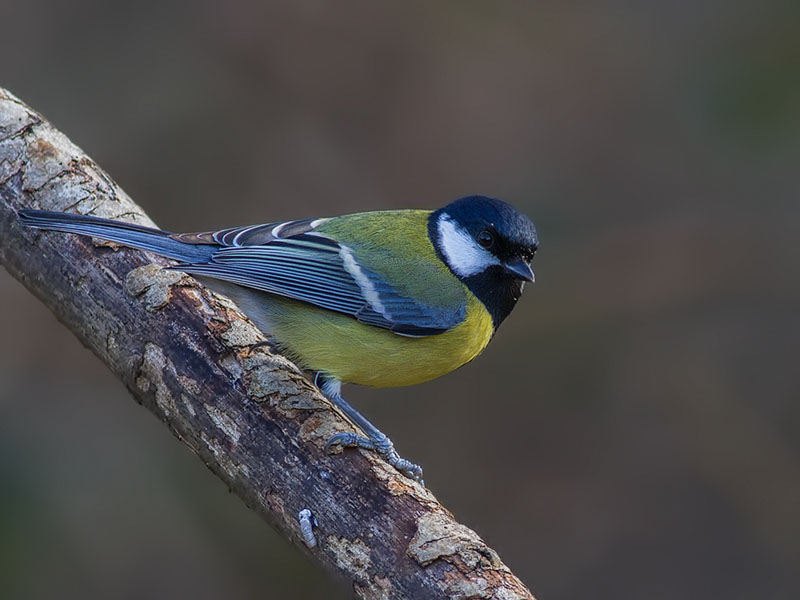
[503,256,535,282]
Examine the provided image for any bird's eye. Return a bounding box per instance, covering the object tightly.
[477,230,494,248]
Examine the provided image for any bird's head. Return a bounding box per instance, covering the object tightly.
[430,195,538,328]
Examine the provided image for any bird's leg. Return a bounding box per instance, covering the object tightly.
[247,339,280,354]
[315,374,424,484]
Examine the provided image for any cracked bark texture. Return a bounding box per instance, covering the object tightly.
[0,88,536,600]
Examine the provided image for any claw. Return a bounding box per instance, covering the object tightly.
[247,339,278,355]
[324,432,376,453]
[316,374,425,485]
[324,431,424,484]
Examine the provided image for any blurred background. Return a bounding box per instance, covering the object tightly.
[1,1,799,598]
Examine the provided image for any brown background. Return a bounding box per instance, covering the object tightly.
[1,1,798,598]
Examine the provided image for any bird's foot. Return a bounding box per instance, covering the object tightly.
[325,431,424,484]
[247,339,279,355]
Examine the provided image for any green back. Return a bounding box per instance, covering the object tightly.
[317,210,466,310]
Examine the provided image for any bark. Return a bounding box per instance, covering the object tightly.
[0,87,535,600]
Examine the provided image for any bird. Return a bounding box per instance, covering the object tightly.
[18,195,538,483]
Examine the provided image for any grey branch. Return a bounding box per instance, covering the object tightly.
[0,88,535,600]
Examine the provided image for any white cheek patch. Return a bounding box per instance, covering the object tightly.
[437,214,500,277]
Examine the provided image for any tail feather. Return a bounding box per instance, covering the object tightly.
[17,210,215,263]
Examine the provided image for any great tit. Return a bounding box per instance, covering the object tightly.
[19,195,538,483]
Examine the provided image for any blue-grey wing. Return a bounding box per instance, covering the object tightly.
[171,219,319,246]
[168,222,464,337]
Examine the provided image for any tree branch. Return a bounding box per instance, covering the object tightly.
[0,88,535,600]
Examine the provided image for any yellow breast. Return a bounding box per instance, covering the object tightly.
[262,293,494,387]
